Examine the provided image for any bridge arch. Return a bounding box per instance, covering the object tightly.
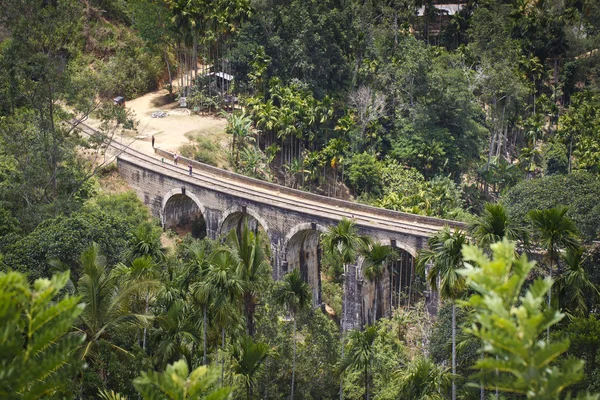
[359,239,418,325]
[218,206,271,238]
[283,223,328,307]
[161,188,207,238]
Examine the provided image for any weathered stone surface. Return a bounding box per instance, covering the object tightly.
[117,148,463,330]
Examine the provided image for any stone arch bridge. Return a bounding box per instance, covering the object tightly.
[93,123,463,331]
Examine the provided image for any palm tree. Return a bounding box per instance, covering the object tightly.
[113,255,160,350]
[127,222,166,263]
[185,240,212,365]
[273,268,311,400]
[226,220,271,337]
[225,111,254,167]
[415,227,468,400]
[321,218,370,400]
[339,325,378,400]
[528,206,579,339]
[555,246,599,317]
[76,243,149,371]
[393,357,452,400]
[196,247,244,382]
[469,203,527,249]
[362,243,392,323]
[151,299,200,370]
[232,336,271,400]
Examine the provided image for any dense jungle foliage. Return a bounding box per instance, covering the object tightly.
[1,0,600,399]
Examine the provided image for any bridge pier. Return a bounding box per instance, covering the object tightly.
[116,151,463,331]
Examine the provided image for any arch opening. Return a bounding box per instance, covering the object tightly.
[219,211,267,239]
[285,228,323,307]
[361,246,418,325]
[163,193,207,239]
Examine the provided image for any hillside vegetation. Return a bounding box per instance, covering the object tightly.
[1,0,600,399]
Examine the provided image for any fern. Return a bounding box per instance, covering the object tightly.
[0,270,85,399]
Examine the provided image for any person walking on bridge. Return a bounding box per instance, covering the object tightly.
[151,135,155,148]
[174,153,179,165]
[189,164,193,176]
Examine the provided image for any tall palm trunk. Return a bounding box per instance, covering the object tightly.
[547,250,553,343]
[291,315,296,400]
[364,363,369,400]
[142,290,149,350]
[221,327,225,386]
[452,301,457,400]
[203,307,207,365]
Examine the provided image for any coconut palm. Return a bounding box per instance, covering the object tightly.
[415,227,468,400]
[527,206,579,339]
[232,336,271,400]
[226,220,271,337]
[273,268,311,400]
[555,246,599,317]
[393,357,453,400]
[362,243,392,323]
[469,203,527,249]
[339,325,378,400]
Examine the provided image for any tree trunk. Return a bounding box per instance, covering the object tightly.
[142,290,149,350]
[203,307,207,365]
[221,327,225,386]
[452,301,457,400]
[245,292,256,336]
[547,252,553,343]
[164,50,173,98]
[365,364,369,400]
[291,315,296,400]
[373,279,378,323]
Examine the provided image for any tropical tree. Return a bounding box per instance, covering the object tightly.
[134,359,233,400]
[362,243,392,323]
[469,203,527,249]
[231,336,271,400]
[459,239,595,398]
[528,206,579,338]
[76,243,149,374]
[127,222,166,263]
[151,299,200,370]
[113,255,160,350]
[196,247,244,381]
[0,270,85,399]
[393,357,453,400]
[226,220,271,337]
[225,111,254,167]
[273,268,311,399]
[339,325,378,400]
[321,217,370,399]
[555,246,599,317]
[415,227,468,400]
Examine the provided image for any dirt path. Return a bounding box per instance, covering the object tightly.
[116,88,229,166]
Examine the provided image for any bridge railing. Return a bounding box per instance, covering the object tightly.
[153,147,465,230]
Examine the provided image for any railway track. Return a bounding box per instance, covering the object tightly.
[72,120,464,237]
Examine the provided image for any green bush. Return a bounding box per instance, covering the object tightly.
[545,141,569,175]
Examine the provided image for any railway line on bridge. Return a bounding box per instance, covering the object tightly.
[74,120,463,241]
